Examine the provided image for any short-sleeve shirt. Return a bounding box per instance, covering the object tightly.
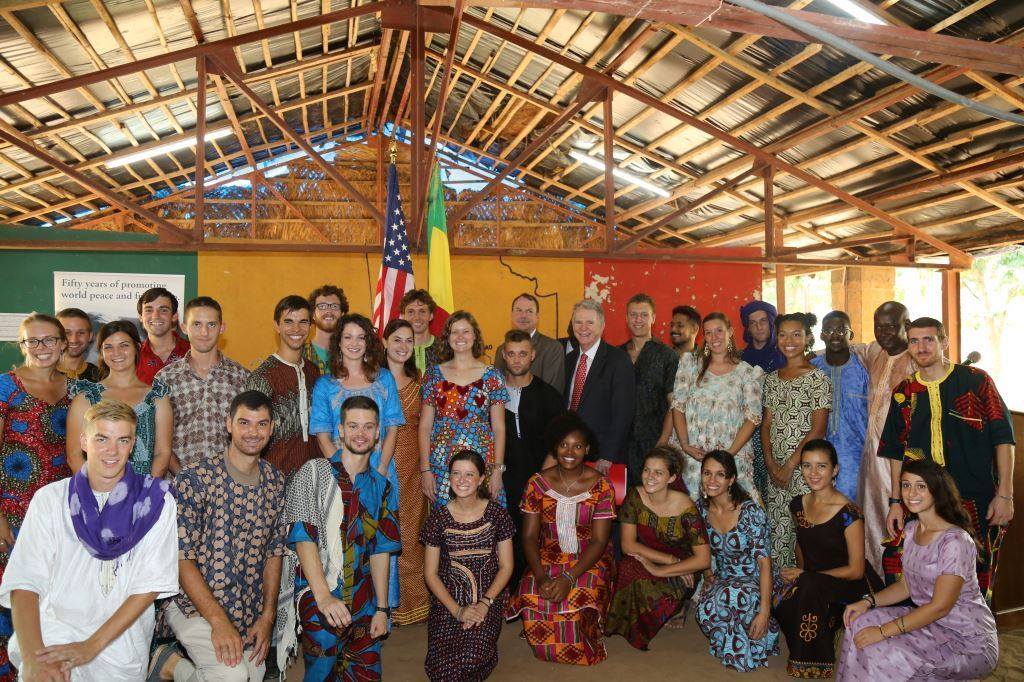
[156,352,250,469]
[174,456,286,634]
[309,369,405,442]
[245,355,321,476]
[137,333,190,385]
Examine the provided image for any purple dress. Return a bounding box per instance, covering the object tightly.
[836,520,997,680]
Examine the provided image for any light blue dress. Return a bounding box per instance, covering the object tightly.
[71,380,170,475]
[695,499,781,672]
[810,354,869,500]
[309,368,405,608]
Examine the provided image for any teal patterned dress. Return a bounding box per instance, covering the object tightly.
[70,380,170,476]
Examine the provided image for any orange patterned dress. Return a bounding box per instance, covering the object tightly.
[393,377,430,625]
[508,473,616,666]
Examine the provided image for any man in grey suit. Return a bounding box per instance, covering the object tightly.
[494,293,565,395]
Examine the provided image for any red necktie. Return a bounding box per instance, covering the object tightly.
[570,354,589,412]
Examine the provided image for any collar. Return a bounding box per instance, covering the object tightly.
[579,339,601,361]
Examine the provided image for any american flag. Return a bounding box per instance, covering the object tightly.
[371,162,414,334]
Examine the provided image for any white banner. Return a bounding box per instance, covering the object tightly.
[53,271,186,334]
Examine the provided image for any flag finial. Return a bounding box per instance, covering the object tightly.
[388,139,397,164]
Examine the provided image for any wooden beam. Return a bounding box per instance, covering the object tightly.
[431,0,1024,74]
[411,8,426,245]
[209,53,384,225]
[763,164,777,258]
[942,270,962,362]
[193,55,207,241]
[777,233,912,256]
[603,92,614,252]
[775,264,786,314]
[463,14,972,267]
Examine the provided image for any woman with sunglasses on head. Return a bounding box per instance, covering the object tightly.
[694,450,781,672]
[65,321,173,479]
[0,313,73,680]
[836,459,997,680]
[773,439,881,678]
[421,450,514,681]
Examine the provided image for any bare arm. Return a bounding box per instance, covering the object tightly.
[368,551,391,637]
[727,419,757,456]
[10,590,66,681]
[639,543,712,577]
[179,559,243,666]
[488,403,506,497]
[656,408,673,446]
[486,539,514,599]
[621,521,678,565]
[150,396,173,478]
[780,408,829,479]
[521,511,545,582]
[65,394,90,473]
[989,443,1015,526]
[424,544,462,616]
[315,433,336,459]
[376,426,398,476]
[418,403,436,500]
[819,519,867,580]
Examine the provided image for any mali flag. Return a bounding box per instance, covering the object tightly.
[426,164,453,335]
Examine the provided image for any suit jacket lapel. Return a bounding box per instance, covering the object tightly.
[565,347,581,404]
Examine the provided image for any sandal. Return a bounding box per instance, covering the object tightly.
[146,642,178,682]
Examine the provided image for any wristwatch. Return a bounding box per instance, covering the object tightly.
[376,606,391,617]
[888,497,902,505]
[491,463,507,473]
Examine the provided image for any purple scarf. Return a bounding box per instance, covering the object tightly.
[68,465,170,561]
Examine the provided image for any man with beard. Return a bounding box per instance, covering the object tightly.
[155,297,249,471]
[879,318,1014,599]
[810,311,869,500]
[56,308,102,382]
[853,301,917,575]
[500,330,563,587]
[158,391,287,681]
[621,294,678,483]
[280,396,399,680]
[246,295,321,478]
[136,288,190,385]
[494,294,565,395]
[304,285,348,376]
[669,305,701,357]
[400,289,441,372]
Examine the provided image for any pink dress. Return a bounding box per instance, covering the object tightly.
[836,520,997,680]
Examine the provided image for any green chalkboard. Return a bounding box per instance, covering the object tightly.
[0,249,198,371]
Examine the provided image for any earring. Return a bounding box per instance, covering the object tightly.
[726,337,735,353]
[703,344,711,357]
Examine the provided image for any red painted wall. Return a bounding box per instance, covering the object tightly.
[584,249,763,347]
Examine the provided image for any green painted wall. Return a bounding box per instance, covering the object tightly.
[0,249,198,371]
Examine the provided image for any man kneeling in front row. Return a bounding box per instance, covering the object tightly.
[0,399,179,680]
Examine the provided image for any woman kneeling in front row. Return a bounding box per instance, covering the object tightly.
[837,459,998,681]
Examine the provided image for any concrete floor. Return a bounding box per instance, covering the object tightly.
[284,618,1024,680]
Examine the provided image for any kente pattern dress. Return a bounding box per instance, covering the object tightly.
[393,377,430,625]
[70,379,170,475]
[695,498,780,672]
[420,502,515,681]
[774,497,881,678]
[605,486,707,650]
[508,473,616,666]
[0,371,71,681]
[837,521,998,681]
[670,354,764,499]
[421,364,509,507]
[762,368,832,567]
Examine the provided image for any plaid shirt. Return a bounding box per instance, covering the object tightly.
[156,351,250,468]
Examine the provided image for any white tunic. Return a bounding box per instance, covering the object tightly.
[0,479,179,681]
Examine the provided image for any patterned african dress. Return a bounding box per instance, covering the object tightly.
[877,364,1015,599]
[762,368,832,567]
[670,354,764,500]
[393,377,430,625]
[837,521,998,681]
[507,473,616,666]
[310,368,404,608]
[605,486,707,650]
[810,354,869,501]
[0,371,70,681]
[70,379,170,476]
[286,454,401,681]
[421,364,509,508]
[421,502,515,681]
[774,497,881,678]
[695,499,780,672]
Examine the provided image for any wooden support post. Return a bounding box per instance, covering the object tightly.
[775,264,786,314]
[411,8,426,246]
[942,270,961,362]
[209,53,384,225]
[763,163,776,258]
[194,55,208,242]
[603,92,614,252]
[250,173,257,239]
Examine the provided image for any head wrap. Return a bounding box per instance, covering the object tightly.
[739,300,785,373]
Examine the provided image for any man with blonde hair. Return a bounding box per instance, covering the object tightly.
[0,399,178,680]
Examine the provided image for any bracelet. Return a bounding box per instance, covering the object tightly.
[897,616,907,635]
[456,606,465,620]
[996,494,1014,502]
[480,596,493,607]
[861,592,876,608]
[421,468,431,473]
[888,497,902,505]
[878,625,889,640]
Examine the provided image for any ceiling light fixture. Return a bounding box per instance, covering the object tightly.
[826,0,886,25]
[105,127,233,169]
[570,150,671,198]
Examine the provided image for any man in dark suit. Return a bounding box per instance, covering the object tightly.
[494,293,565,395]
[564,299,636,474]
[501,329,564,588]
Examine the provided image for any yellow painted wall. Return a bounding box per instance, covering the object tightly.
[198,251,583,369]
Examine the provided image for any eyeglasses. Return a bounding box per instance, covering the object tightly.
[316,303,342,311]
[20,336,61,349]
[823,328,851,337]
